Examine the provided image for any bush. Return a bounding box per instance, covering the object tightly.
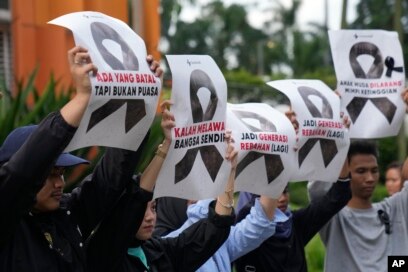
[288,181,309,207]
[0,69,71,143]
[306,234,325,272]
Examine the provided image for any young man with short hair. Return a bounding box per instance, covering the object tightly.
[308,140,408,272]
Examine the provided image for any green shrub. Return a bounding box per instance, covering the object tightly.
[306,234,325,272]
[372,183,388,202]
[288,181,309,207]
[0,69,71,143]
[378,136,401,182]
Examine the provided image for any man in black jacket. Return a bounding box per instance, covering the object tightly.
[0,46,162,272]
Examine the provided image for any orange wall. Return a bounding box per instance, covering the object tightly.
[11,0,160,94]
[142,0,161,61]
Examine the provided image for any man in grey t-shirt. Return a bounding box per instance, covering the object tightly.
[309,140,408,272]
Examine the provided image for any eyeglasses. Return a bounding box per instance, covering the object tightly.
[49,167,65,177]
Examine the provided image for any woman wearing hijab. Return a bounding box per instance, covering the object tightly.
[87,101,237,272]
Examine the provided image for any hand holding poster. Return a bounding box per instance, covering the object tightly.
[227,103,296,198]
[153,55,229,200]
[49,12,161,151]
[329,30,405,138]
[268,80,350,182]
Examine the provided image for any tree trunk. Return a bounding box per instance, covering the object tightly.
[394,0,406,161]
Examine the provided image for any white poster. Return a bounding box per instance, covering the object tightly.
[49,11,161,151]
[227,103,296,198]
[329,30,405,138]
[268,80,350,182]
[153,55,229,200]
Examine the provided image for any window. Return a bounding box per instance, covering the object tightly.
[0,0,8,10]
[0,25,12,92]
[0,0,12,92]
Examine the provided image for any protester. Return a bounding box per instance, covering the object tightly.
[308,140,408,272]
[234,169,351,272]
[86,100,238,272]
[385,161,402,196]
[152,108,344,272]
[0,46,162,272]
[306,90,408,272]
[229,108,351,272]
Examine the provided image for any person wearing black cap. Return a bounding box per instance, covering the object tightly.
[0,46,162,272]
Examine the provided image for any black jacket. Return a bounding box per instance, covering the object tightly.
[87,179,235,272]
[0,111,147,272]
[153,197,188,237]
[234,180,351,272]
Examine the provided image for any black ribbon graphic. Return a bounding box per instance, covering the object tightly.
[346,97,397,124]
[385,56,403,77]
[349,42,383,79]
[233,110,284,184]
[87,99,146,133]
[298,138,338,168]
[91,22,139,70]
[175,70,223,184]
[298,86,338,168]
[86,22,145,133]
[347,42,400,124]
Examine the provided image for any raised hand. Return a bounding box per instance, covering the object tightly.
[160,100,175,143]
[146,55,163,78]
[61,46,97,126]
[401,87,408,112]
[68,46,98,96]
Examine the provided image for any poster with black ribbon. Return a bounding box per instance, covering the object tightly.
[329,30,405,138]
[153,55,229,200]
[49,12,161,151]
[268,80,350,182]
[227,103,296,198]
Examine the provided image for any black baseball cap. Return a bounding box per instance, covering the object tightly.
[0,125,89,166]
